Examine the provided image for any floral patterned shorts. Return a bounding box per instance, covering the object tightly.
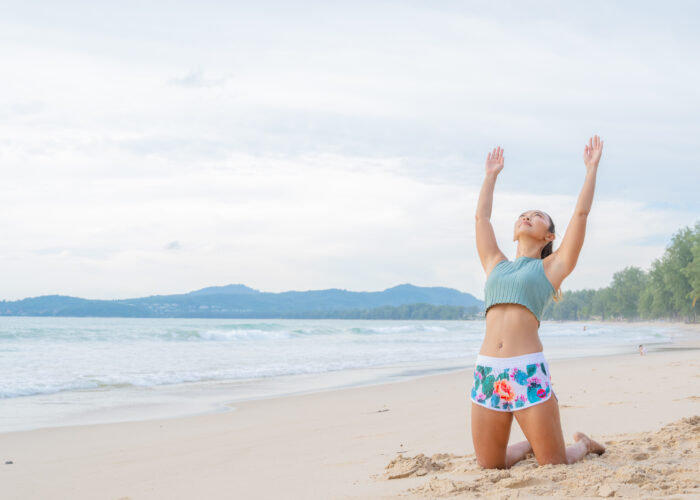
[470,351,557,412]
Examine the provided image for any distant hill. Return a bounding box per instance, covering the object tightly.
[187,284,261,296]
[0,283,483,319]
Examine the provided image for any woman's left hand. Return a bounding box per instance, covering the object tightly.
[583,135,603,171]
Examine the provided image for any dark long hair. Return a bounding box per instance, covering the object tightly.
[541,214,556,259]
[541,213,562,302]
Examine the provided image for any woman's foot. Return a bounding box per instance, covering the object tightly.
[573,431,606,455]
[505,439,533,468]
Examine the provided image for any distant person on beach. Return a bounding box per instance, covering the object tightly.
[639,344,647,356]
[471,135,606,469]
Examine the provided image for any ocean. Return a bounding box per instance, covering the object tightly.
[0,317,682,433]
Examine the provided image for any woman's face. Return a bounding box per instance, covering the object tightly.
[513,209,551,242]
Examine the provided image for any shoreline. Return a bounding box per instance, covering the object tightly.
[1,320,699,499]
[1,319,696,435]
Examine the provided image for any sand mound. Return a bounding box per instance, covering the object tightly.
[382,415,700,498]
[384,452,458,479]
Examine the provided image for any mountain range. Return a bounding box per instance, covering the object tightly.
[0,283,483,319]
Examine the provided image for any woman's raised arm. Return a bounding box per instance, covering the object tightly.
[550,135,604,279]
[475,147,507,274]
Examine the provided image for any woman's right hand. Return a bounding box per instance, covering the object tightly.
[485,146,504,177]
[583,135,603,172]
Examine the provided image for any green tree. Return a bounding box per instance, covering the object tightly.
[591,287,614,321]
[608,266,648,320]
[638,224,700,322]
[680,221,700,322]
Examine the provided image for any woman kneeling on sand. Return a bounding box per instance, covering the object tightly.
[471,136,606,468]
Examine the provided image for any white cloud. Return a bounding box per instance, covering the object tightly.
[0,150,694,300]
[0,2,697,299]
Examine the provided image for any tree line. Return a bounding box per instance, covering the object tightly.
[542,221,700,323]
[281,303,481,320]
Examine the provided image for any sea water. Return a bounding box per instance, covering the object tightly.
[0,317,681,432]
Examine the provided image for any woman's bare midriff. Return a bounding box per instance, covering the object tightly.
[481,303,543,357]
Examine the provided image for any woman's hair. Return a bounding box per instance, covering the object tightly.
[541,213,555,259]
[542,212,563,303]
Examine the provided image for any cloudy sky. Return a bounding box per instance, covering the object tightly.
[0,1,698,300]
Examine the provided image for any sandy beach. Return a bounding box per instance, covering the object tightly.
[2,320,699,499]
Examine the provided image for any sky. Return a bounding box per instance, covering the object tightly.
[0,1,698,300]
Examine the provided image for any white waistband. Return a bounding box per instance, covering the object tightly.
[475,351,547,368]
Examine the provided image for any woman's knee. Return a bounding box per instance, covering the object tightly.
[534,453,567,466]
[476,455,508,469]
[480,462,509,469]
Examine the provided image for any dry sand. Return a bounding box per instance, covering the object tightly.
[385,416,700,498]
[1,320,699,499]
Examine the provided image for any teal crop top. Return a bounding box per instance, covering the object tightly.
[483,256,556,326]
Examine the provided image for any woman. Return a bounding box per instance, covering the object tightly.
[471,135,606,469]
